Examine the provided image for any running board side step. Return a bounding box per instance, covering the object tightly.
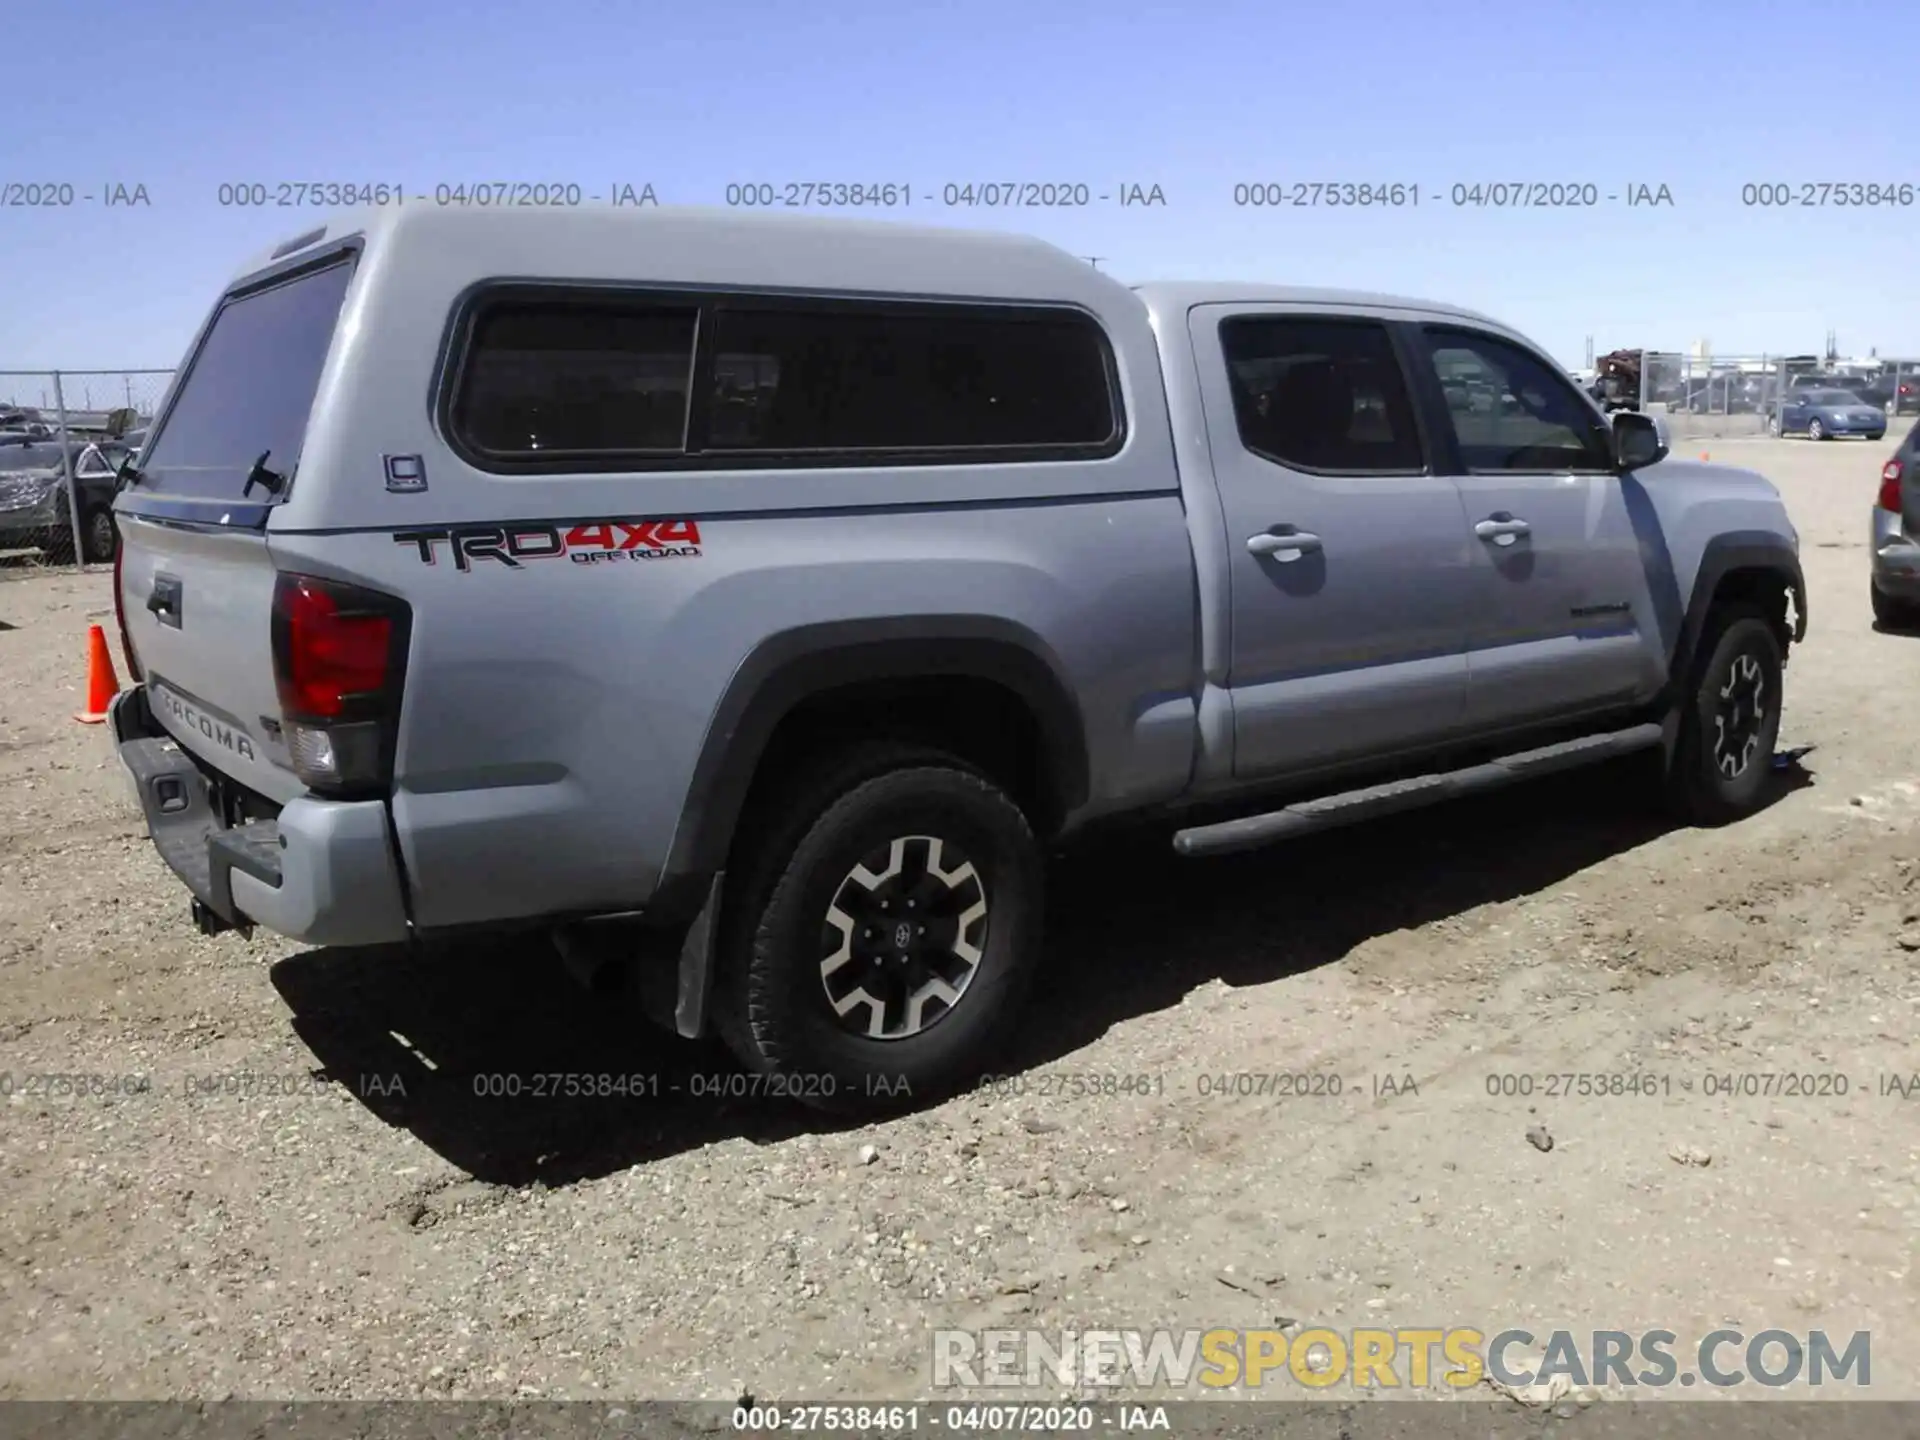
[1172,723,1665,858]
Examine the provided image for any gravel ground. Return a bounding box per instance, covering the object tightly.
[3,437,1918,1407]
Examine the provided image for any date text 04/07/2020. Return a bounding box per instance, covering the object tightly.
[1230,182,1675,208]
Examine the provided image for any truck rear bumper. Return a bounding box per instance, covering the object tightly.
[109,686,411,948]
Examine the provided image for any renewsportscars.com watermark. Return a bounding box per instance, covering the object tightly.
[932,1327,1871,1391]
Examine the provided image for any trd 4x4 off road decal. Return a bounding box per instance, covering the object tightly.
[394,520,702,571]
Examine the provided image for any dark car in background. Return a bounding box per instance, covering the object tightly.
[0,436,129,561]
[1858,370,1920,416]
[1769,388,1888,441]
[1784,372,1872,400]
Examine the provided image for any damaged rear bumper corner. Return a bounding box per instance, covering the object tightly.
[108,686,411,948]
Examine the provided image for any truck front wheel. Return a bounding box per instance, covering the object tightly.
[1667,606,1783,825]
[715,744,1043,1113]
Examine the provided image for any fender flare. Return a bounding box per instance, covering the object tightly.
[651,615,1091,921]
[1666,531,1806,701]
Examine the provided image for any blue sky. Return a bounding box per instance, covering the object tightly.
[3,0,1914,374]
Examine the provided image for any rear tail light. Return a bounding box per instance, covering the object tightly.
[111,542,143,682]
[1881,459,1906,514]
[269,573,410,796]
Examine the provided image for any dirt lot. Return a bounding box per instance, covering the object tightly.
[2,436,1918,1407]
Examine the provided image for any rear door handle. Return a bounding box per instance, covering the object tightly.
[1247,530,1323,560]
[1474,516,1532,547]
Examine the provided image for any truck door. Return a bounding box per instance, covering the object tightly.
[1401,323,1665,731]
[1188,305,1477,779]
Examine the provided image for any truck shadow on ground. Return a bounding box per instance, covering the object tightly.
[270,755,1812,1188]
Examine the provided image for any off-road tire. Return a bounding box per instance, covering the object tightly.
[714,742,1043,1114]
[1667,605,1783,825]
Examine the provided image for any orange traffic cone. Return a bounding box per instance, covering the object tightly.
[74,624,121,725]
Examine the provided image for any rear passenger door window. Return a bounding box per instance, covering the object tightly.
[1418,329,1615,473]
[1218,317,1425,473]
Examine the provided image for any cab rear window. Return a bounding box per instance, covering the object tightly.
[138,255,356,503]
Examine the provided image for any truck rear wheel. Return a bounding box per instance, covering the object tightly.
[1667,605,1783,825]
[715,744,1043,1113]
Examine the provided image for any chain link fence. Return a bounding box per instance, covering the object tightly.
[0,370,174,578]
[1618,353,1920,442]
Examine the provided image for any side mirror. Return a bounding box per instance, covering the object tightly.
[1614,410,1668,472]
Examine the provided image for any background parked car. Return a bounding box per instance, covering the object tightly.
[1769,388,1888,441]
[1872,417,1920,627]
[0,437,127,560]
[1858,370,1920,416]
[1784,372,1871,400]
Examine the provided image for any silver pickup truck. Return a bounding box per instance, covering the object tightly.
[107,206,1806,1111]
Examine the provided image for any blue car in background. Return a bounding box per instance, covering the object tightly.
[1769,387,1888,441]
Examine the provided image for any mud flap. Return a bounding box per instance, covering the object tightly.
[673,872,724,1040]
[1659,704,1684,767]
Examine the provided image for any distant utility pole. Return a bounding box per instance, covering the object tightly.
[1082,255,1107,269]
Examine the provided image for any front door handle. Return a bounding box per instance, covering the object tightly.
[1248,530,1323,560]
[1474,516,1532,547]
